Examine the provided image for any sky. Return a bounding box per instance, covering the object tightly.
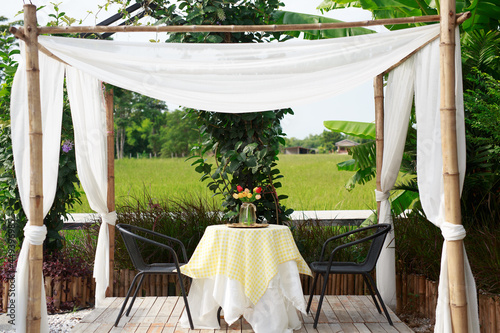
[3,0,383,139]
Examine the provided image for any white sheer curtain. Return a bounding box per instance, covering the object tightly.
[375,56,415,309]
[66,67,117,307]
[10,43,65,333]
[38,25,440,112]
[415,34,479,333]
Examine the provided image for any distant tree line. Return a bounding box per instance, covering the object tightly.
[112,86,359,158]
[112,87,199,159]
[284,131,371,154]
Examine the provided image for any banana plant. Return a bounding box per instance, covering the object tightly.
[324,120,420,218]
[272,11,375,39]
[317,0,500,33]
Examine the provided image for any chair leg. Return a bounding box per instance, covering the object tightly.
[365,273,393,326]
[362,273,382,314]
[217,306,222,326]
[306,273,320,314]
[313,272,330,329]
[125,274,146,317]
[115,272,144,327]
[178,272,194,329]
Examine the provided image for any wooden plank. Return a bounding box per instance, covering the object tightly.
[96,297,126,324]
[141,297,168,323]
[339,322,360,332]
[147,323,166,333]
[134,323,154,333]
[392,322,414,333]
[227,318,242,331]
[328,323,344,333]
[303,323,317,332]
[93,323,115,333]
[353,323,371,332]
[71,322,102,333]
[364,322,387,333]
[347,295,378,323]
[326,295,353,323]
[316,323,335,333]
[309,295,330,324]
[379,322,400,333]
[116,297,146,327]
[362,295,400,324]
[214,318,228,333]
[358,296,391,323]
[241,318,253,332]
[163,297,185,332]
[338,296,364,323]
[171,296,186,318]
[81,297,117,323]
[133,297,158,319]
[110,322,139,333]
[157,296,178,323]
[319,295,340,324]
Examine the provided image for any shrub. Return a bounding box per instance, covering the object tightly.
[110,192,225,270]
[286,220,369,264]
[394,213,500,294]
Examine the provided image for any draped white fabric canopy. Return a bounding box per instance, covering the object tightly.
[10,23,479,332]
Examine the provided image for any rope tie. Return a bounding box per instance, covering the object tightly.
[101,211,117,226]
[440,221,466,241]
[24,225,47,245]
[375,190,390,201]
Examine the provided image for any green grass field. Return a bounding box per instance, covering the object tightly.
[71,154,376,213]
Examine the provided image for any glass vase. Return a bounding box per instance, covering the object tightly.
[239,202,256,225]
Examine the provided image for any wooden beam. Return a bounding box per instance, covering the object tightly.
[374,74,384,218]
[105,89,116,298]
[440,1,468,332]
[37,14,462,35]
[24,4,43,333]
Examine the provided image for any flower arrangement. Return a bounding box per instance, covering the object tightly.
[232,185,262,203]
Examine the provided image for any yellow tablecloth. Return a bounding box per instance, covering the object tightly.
[180,224,312,305]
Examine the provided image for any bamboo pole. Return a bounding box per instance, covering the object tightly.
[440,1,469,332]
[24,5,44,333]
[38,15,443,34]
[374,74,384,218]
[34,13,468,35]
[105,89,116,298]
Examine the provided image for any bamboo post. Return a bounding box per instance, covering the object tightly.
[440,1,469,332]
[35,13,476,35]
[2,281,8,312]
[374,74,384,217]
[105,89,116,297]
[24,5,44,333]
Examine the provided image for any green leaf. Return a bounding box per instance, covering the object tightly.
[337,159,357,171]
[273,10,375,40]
[206,35,224,43]
[324,120,376,140]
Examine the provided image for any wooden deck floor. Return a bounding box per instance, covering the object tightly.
[71,296,414,333]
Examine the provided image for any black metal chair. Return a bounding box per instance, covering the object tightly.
[306,223,393,328]
[114,224,194,328]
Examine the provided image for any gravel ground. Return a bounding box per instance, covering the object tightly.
[0,308,93,333]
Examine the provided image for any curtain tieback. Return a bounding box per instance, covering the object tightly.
[440,221,466,241]
[101,211,117,226]
[375,190,390,201]
[24,224,47,245]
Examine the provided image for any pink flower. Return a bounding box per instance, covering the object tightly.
[237,185,244,192]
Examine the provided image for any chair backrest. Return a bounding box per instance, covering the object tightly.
[363,223,391,271]
[116,224,149,271]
